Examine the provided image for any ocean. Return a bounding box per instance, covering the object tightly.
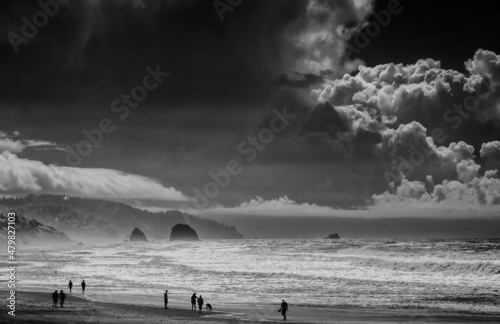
[10,238,500,314]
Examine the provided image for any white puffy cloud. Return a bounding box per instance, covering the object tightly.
[481,141,500,159]
[372,178,431,205]
[310,58,447,110]
[0,137,25,153]
[376,120,482,183]
[465,49,500,80]
[0,152,188,201]
[373,168,500,207]
[373,122,500,209]
[456,160,480,182]
[311,49,500,133]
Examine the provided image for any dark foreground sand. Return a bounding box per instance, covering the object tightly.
[1,291,499,324]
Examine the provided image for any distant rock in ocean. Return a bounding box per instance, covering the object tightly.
[325,233,340,239]
[170,224,199,241]
[130,227,148,242]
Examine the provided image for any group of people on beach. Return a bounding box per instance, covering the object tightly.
[190,292,209,313]
[51,280,86,308]
[163,290,209,314]
[53,284,289,320]
[186,291,288,320]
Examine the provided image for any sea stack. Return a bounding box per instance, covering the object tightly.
[170,224,199,241]
[130,227,148,242]
[325,233,340,239]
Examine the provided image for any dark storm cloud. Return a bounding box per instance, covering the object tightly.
[0,0,374,170]
[0,0,373,109]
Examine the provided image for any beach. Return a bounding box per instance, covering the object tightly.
[8,239,500,312]
[1,238,499,323]
[1,289,499,324]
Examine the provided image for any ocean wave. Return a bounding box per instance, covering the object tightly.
[15,238,500,315]
[337,256,500,276]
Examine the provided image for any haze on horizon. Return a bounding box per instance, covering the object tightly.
[1,0,500,238]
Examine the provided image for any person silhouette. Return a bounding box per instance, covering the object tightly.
[197,295,204,314]
[279,299,288,321]
[68,280,73,293]
[52,290,58,308]
[59,290,66,308]
[164,290,168,309]
[81,280,86,294]
[191,293,197,310]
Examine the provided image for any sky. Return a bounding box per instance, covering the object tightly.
[0,0,499,223]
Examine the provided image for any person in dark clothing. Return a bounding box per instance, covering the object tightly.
[164,290,168,309]
[68,280,73,293]
[191,293,197,310]
[52,290,58,308]
[81,280,86,294]
[278,299,288,321]
[197,295,204,313]
[59,290,66,308]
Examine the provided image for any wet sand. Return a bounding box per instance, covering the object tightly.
[1,289,499,324]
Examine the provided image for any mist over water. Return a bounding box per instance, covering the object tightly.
[12,239,500,314]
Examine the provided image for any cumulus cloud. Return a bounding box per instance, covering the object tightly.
[284,49,500,210]
[0,152,188,201]
[456,160,481,182]
[308,49,500,163]
[310,49,500,142]
[481,141,500,159]
[377,121,484,183]
[465,49,500,81]
[373,124,500,209]
[246,51,500,209]
[373,167,500,208]
[0,137,25,154]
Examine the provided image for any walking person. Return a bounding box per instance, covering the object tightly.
[197,295,204,314]
[68,280,73,293]
[81,280,86,294]
[52,290,58,308]
[164,290,168,309]
[59,290,66,308]
[191,293,197,310]
[278,299,288,321]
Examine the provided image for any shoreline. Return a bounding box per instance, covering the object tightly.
[2,289,499,323]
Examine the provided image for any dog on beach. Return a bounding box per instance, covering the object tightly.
[206,303,212,311]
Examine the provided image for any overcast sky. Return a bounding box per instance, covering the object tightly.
[0,0,499,220]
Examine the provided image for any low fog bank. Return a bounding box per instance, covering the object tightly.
[202,215,500,239]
